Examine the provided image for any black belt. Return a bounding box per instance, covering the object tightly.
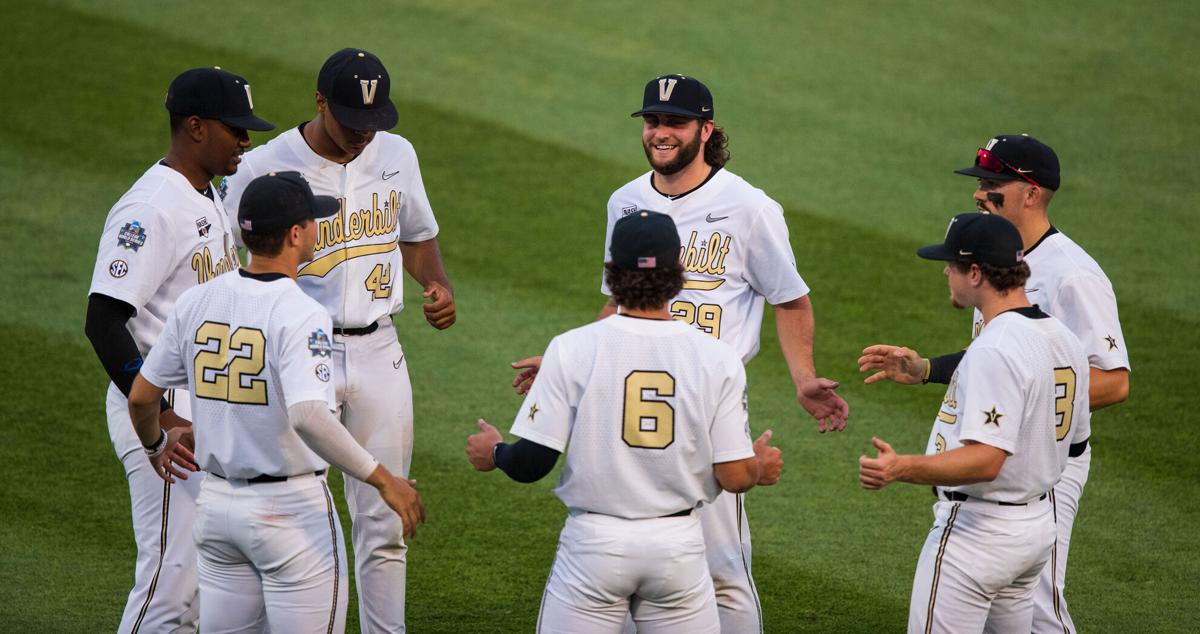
[211,469,326,484]
[936,489,1047,507]
[1069,437,1089,458]
[334,322,379,336]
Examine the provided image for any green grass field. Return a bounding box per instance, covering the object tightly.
[1,1,1197,631]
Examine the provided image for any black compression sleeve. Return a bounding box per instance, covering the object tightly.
[84,293,146,398]
[927,350,966,384]
[494,439,561,483]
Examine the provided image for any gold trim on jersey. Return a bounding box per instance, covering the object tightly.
[678,230,731,291]
[192,234,240,284]
[299,242,399,278]
[315,192,402,252]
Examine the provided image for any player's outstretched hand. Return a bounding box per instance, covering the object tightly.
[150,426,198,484]
[859,437,900,490]
[373,471,426,540]
[466,419,504,471]
[858,345,927,385]
[752,430,783,486]
[511,356,543,395]
[422,281,456,330]
[797,376,849,432]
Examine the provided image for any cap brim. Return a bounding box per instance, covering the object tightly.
[329,100,399,132]
[631,105,709,119]
[221,113,275,132]
[954,166,1019,181]
[916,243,958,261]
[310,195,340,219]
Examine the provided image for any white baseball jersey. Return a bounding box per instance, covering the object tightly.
[220,127,439,328]
[932,307,1091,502]
[602,169,810,363]
[140,270,337,479]
[89,161,240,355]
[972,228,1130,371]
[510,315,754,519]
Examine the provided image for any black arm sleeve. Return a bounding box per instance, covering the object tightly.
[84,292,174,417]
[927,350,966,385]
[494,439,561,483]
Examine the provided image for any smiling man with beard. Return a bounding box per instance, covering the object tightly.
[512,74,849,633]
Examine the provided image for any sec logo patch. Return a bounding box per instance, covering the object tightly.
[315,363,331,382]
[109,260,128,278]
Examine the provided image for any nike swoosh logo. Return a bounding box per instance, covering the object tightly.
[1026,288,1039,293]
[958,249,973,256]
[706,213,729,223]
[382,170,400,180]
[701,106,712,112]
[393,355,405,369]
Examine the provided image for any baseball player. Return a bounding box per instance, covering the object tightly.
[127,171,425,633]
[471,211,783,634]
[858,135,1129,633]
[219,48,454,632]
[84,66,273,633]
[858,212,1091,633]
[513,74,847,633]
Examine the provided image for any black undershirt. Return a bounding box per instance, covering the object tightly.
[494,439,561,483]
[650,166,722,200]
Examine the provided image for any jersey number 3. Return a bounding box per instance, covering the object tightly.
[623,371,675,449]
[1054,367,1077,442]
[193,321,268,405]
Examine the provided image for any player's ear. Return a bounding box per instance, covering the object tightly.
[315,91,328,114]
[183,116,205,143]
[700,119,715,142]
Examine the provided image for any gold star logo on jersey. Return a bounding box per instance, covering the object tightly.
[983,406,1003,427]
[528,403,540,422]
[1105,335,1118,351]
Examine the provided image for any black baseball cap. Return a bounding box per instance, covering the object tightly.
[165,67,274,131]
[238,171,339,235]
[917,213,1025,267]
[317,48,398,131]
[631,74,714,120]
[955,134,1061,191]
[610,210,681,270]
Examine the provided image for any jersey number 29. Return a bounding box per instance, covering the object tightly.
[193,321,268,405]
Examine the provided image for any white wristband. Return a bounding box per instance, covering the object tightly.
[144,429,168,458]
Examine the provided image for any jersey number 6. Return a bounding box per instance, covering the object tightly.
[622,371,675,449]
[193,321,268,405]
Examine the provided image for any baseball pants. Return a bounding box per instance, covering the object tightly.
[698,491,762,633]
[194,472,348,633]
[1032,447,1090,634]
[538,511,720,634]
[333,322,414,633]
[908,497,1056,634]
[108,384,201,634]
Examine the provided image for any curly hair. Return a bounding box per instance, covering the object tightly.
[704,125,730,168]
[605,260,684,311]
[951,260,1031,293]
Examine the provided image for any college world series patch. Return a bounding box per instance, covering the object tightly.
[117,221,147,251]
[308,329,333,357]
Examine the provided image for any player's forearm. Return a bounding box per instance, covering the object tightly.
[288,401,379,482]
[1089,367,1129,411]
[714,458,760,493]
[926,350,965,385]
[596,298,618,321]
[399,238,452,291]
[494,439,561,483]
[892,443,1007,486]
[128,374,166,446]
[773,295,817,384]
[85,293,144,397]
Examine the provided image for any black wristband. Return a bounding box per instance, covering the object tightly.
[927,350,966,385]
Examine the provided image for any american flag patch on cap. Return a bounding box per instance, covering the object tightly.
[637,256,656,268]
[240,219,253,230]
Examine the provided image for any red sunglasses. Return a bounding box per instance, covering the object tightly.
[975,148,1040,188]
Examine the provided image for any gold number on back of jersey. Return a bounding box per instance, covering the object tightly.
[623,371,675,449]
[1053,367,1076,441]
[193,321,268,405]
[364,263,393,300]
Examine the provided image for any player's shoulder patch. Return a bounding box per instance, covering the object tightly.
[217,177,229,200]
[621,204,638,217]
[308,328,333,357]
[116,221,148,251]
[108,260,128,278]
